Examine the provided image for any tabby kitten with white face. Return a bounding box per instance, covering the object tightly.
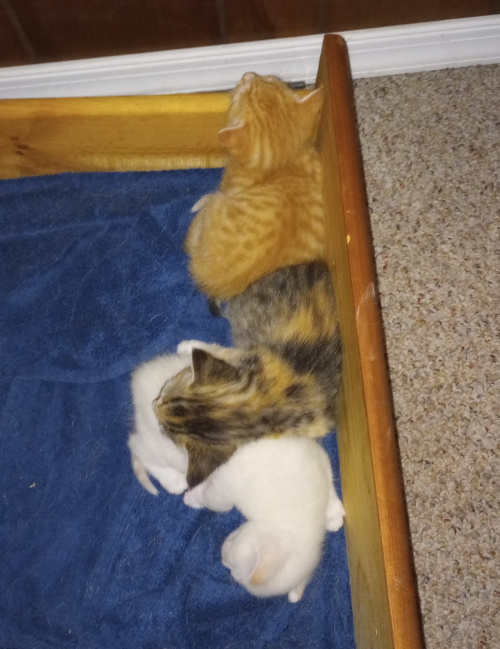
[154,261,341,488]
[185,72,325,300]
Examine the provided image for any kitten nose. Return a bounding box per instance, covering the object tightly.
[242,72,256,83]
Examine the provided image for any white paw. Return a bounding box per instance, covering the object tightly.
[183,484,205,509]
[177,340,204,356]
[159,470,188,495]
[288,583,305,603]
[131,456,159,496]
[326,498,345,532]
[221,529,239,568]
[191,194,211,213]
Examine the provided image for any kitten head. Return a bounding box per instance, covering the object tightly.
[221,521,317,602]
[153,346,327,487]
[219,72,324,171]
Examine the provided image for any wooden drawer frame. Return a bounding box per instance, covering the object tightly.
[0,34,423,649]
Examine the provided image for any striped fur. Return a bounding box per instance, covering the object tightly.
[154,262,341,487]
[185,72,325,300]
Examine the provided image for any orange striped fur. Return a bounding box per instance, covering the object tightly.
[185,72,326,300]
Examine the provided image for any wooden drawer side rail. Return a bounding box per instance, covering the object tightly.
[317,34,424,649]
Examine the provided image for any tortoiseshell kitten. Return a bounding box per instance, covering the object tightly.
[154,261,341,487]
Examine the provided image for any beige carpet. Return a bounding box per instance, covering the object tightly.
[352,65,500,648]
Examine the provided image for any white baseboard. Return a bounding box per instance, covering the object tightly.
[0,15,498,99]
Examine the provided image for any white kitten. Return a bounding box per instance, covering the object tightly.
[128,351,190,495]
[183,436,345,602]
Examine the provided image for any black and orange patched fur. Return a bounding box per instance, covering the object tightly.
[153,262,341,487]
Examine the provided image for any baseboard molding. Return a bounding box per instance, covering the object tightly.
[0,15,499,98]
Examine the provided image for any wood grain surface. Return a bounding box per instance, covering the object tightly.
[0,93,228,178]
[317,34,424,649]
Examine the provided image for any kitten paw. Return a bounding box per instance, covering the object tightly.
[159,470,188,495]
[191,194,211,213]
[177,340,205,356]
[183,485,205,509]
[131,455,159,496]
[177,340,198,356]
[221,529,239,568]
[288,583,305,603]
[326,499,345,532]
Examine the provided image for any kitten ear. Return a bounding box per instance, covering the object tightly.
[217,123,248,151]
[248,533,289,587]
[190,348,240,384]
[296,86,324,138]
[184,439,236,487]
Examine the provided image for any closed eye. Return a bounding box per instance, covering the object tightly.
[171,404,187,417]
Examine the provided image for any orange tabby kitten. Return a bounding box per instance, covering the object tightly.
[185,72,326,300]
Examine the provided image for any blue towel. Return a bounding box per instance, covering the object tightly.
[0,170,354,649]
